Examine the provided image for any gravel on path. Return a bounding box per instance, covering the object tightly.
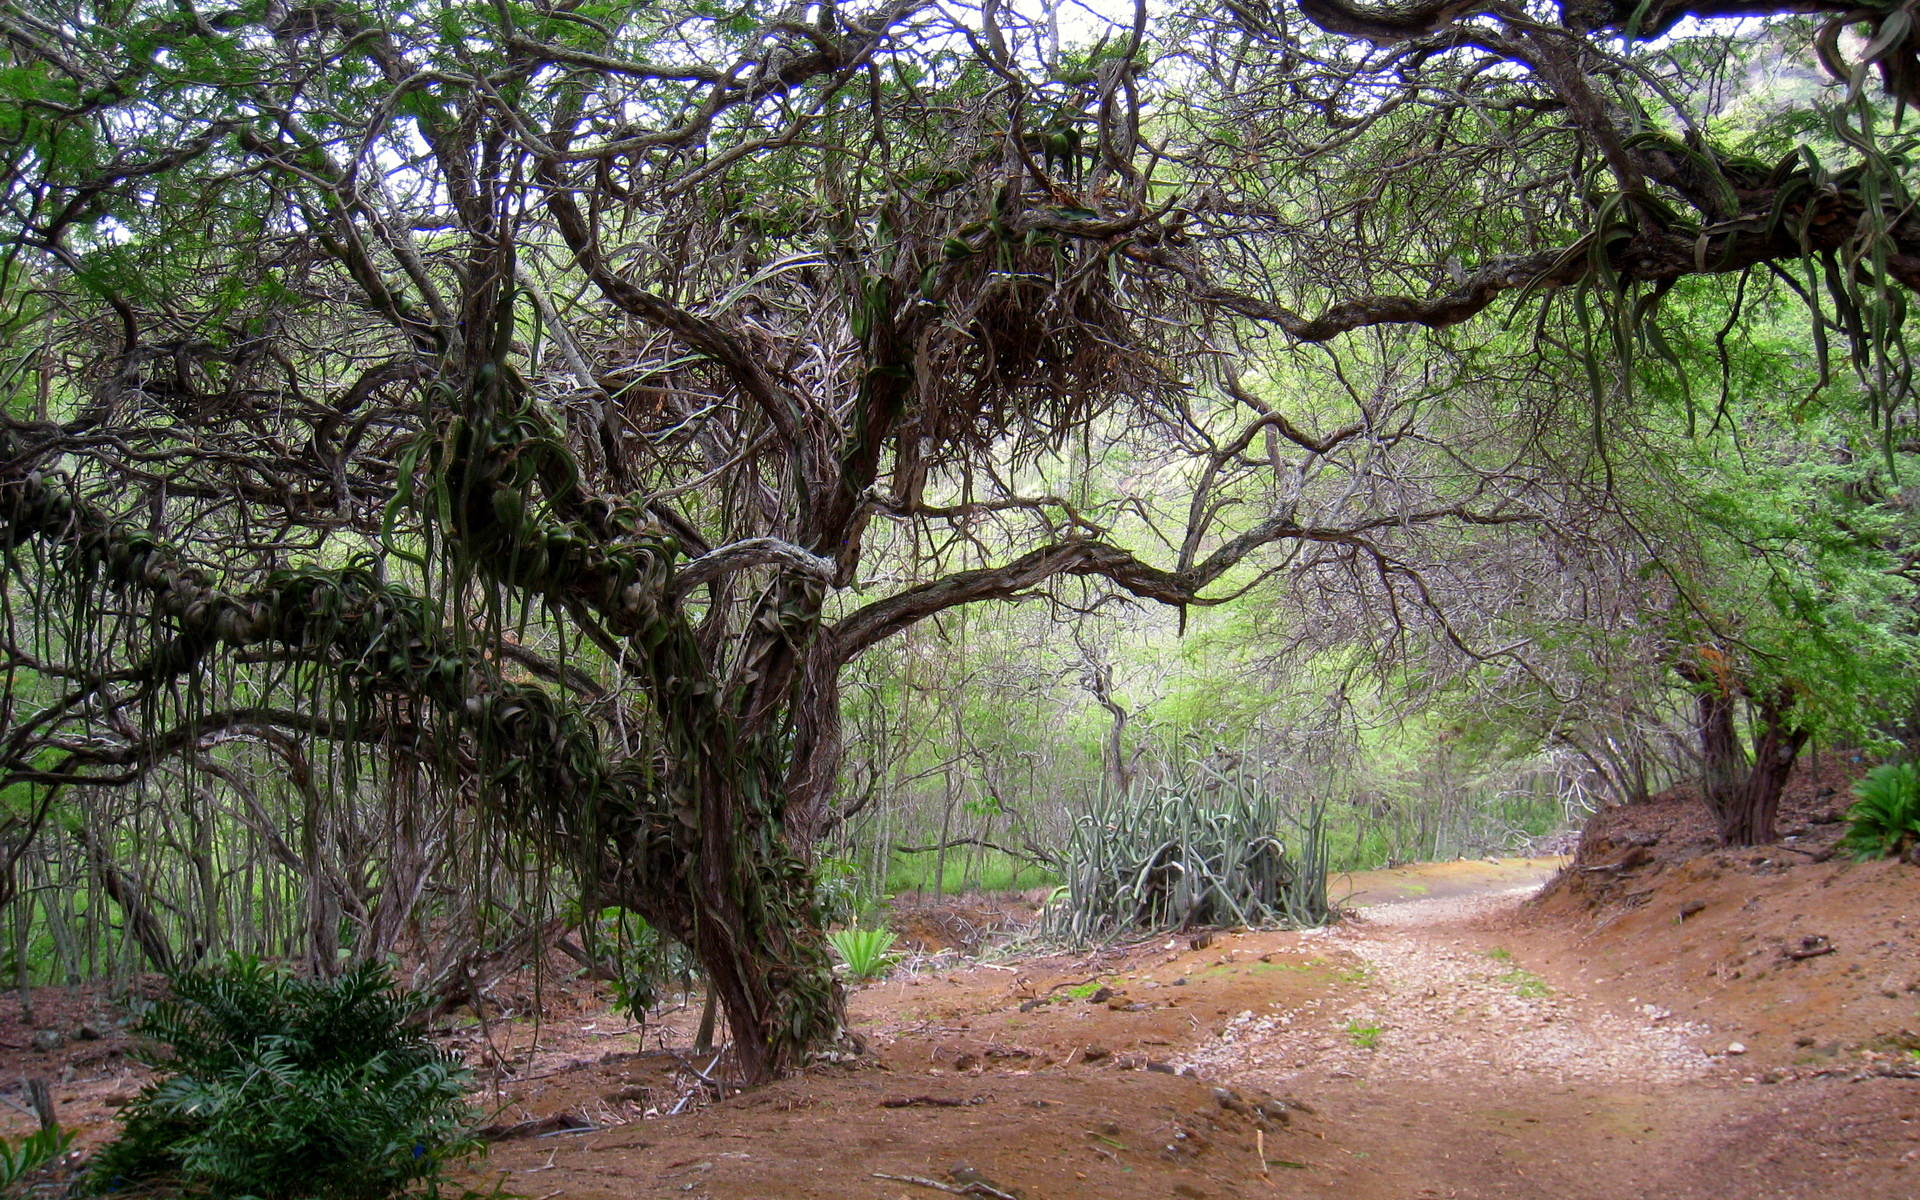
[1176,884,1717,1089]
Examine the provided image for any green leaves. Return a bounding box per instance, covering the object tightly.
[826,925,898,981]
[1045,774,1317,943]
[1838,762,1920,860]
[88,957,481,1200]
[0,1125,74,1191]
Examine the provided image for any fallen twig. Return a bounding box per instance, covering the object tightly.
[872,1172,1020,1200]
[478,1113,596,1142]
[1782,936,1835,960]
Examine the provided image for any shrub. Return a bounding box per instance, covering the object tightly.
[1838,762,1920,860]
[1043,772,1326,942]
[826,927,898,981]
[0,1125,74,1192]
[88,956,480,1200]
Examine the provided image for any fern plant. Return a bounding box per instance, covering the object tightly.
[87,956,480,1200]
[827,927,897,981]
[1839,762,1920,860]
[0,1124,74,1191]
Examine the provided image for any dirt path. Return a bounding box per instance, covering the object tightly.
[1170,878,1917,1199]
[1329,855,1568,909]
[8,853,1912,1199]
[446,862,1918,1200]
[1181,886,1715,1091]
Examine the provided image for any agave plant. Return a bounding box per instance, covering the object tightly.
[1838,763,1920,860]
[1043,768,1326,944]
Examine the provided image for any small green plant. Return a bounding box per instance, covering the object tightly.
[827,926,898,982]
[1838,763,1920,860]
[87,956,481,1200]
[1498,968,1551,998]
[0,1125,74,1190]
[1484,946,1513,961]
[1344,1019,1382,1049]
[584,906,697,1020]
[812,854,864,926]
[1064,980,1106,999]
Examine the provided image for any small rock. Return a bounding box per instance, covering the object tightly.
[1080,1045,1111,1063]
[1679,900,1707,919]
[1727,1042,1747,1055]
[29,1029,63,1053]
[1086,986,1115,1004]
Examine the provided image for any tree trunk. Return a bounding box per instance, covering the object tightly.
[1686,661,1807,846]
[1692,676,1749,835]
[72,823,176,973]
[1710,690,1808,846]
[603,725,845,1085]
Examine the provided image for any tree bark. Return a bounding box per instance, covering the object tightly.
[1680,653,1807,846]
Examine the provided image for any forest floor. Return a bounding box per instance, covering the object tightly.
[3,760,1918,1198]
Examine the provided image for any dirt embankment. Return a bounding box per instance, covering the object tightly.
[1534,758,1920,1070]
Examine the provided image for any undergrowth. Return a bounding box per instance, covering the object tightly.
[1838,762,1920,860]
[827,927,898,981]
[1044,769,1329,942]
[87,956,481,1200]
[0,1125,73,1192]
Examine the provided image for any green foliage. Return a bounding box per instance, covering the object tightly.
[1838,763,1920,860]
[883,849,1053,896]
[0,1125,74,1191]
[811,855,866,926]
[582,907,697,1021]
[826,927,898,982]
[88,957,481,1200]
[1343,1020,1382,1050]
[1045,772,1322,943]
[1497,968,1551,999]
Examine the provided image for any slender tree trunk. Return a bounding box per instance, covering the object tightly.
[73,823,175,973]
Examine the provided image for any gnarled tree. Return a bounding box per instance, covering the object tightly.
[3,0,1919,1078]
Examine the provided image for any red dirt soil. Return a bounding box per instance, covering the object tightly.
[2,758,1916,1199]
